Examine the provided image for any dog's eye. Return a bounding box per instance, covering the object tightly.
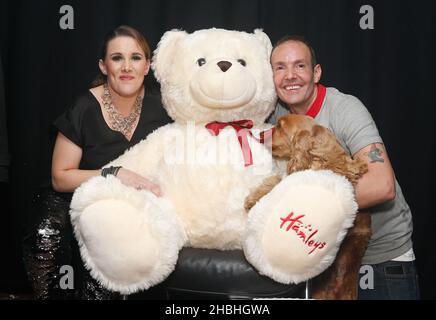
[237,59,246,67]
[197,58,206,66]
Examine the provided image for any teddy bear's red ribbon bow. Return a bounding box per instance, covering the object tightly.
[205,120,273,167]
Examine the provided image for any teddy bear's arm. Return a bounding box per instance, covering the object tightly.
[105,124,171,177]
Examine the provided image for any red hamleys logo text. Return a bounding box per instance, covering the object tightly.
[279,212,326,255]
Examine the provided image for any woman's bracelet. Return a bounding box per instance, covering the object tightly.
[101,166,122,177]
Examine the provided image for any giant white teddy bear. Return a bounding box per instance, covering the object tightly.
[70,28,357,294]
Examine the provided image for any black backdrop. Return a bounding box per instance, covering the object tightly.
[0,0,435,299]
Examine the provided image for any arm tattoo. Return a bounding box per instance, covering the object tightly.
[364,144,385,163]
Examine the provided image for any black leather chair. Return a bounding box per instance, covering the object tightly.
[23,187,308,300]
[129,249,308,300]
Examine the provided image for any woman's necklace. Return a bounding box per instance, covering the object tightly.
[102,82,143,139]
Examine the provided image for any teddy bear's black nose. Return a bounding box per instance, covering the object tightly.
[217,61,232,72]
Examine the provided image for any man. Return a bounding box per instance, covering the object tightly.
[268,36,419,299]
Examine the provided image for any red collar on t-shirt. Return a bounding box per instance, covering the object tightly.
[305,84,326,118]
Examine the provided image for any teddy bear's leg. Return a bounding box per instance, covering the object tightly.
[70,176,186,294]
[243,170,358,286]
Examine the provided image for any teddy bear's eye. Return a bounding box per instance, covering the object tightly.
[237,59,247,67]
[197,58,206,66]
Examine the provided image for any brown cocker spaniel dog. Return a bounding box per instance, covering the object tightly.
[245,114,371,300]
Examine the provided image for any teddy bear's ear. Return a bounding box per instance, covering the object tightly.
[151,29,187,83]
[253,29,273,57]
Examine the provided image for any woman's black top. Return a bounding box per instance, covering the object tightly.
[53,90,172,169]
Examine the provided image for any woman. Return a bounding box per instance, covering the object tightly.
[23,25,171,299]
[52,26,166,194]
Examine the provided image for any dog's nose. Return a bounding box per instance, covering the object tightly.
[217,61,232,72]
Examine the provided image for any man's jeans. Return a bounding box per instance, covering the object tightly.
[358,260,420,300]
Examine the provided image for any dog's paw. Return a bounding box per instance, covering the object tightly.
[244,175,282,213]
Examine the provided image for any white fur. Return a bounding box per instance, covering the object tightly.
[153,123,275,249]
[71,176,187,294]
[152,28,277,124]
[71,28,358,293]
[243,170,357,284]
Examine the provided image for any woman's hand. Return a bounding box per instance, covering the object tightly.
[116,168,162,197]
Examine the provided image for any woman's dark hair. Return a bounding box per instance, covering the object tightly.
[91,25,151,88]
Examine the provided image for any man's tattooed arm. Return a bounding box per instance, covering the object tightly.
[364,144,385,163]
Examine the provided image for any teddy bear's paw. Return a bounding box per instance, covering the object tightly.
[243,169,357,285]
[70,176,187,294]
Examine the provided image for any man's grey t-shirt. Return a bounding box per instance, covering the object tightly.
[268,87,413,264]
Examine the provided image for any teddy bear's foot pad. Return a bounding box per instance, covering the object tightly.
[243,170,357,285]
[71,176,186,293]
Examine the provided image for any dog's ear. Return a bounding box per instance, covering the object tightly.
[292,129,312,150]
[273,120,295,155]
[308,125,334,157]
[309,124,354,171]
[287,130,313,173]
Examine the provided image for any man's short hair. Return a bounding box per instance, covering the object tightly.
[272,35,317,68]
